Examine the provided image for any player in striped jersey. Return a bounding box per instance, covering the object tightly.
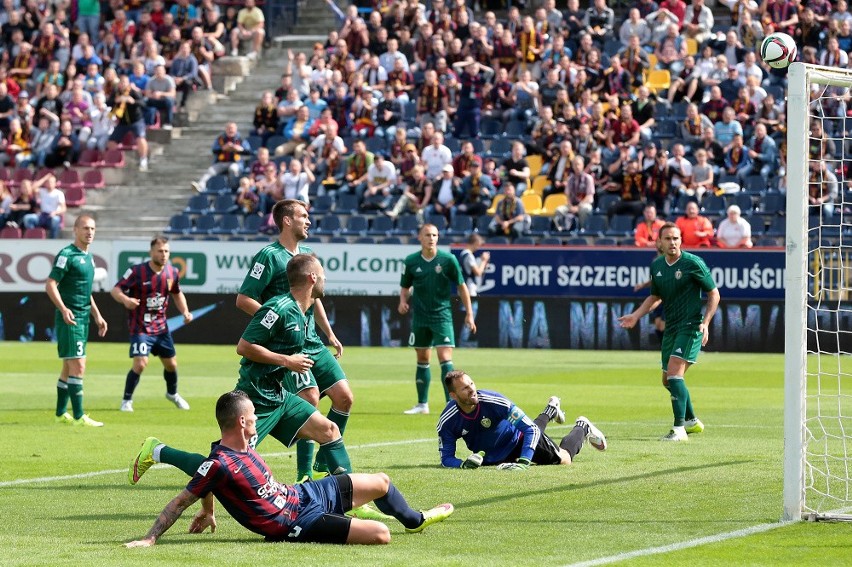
[237,199,354,482]
[399,224,476,415]
[46,215,108,427]
[619,223,720,442]
[437,371,607,470]
[125,390,454,547]
[111,236,193,412]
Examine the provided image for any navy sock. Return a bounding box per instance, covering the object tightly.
[373,482,423,530]
[123,370,140,400]
[164,370,178,396]
[559,426,586,459]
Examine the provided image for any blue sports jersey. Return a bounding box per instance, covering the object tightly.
[436,389,540,468]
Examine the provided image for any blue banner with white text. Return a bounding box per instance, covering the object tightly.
[454,247,785,300]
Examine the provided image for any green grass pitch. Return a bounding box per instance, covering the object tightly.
[1,342,849,566]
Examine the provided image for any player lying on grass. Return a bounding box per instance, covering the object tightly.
[125,391,454,546]
[437,371,607,470]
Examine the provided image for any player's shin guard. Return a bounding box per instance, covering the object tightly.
[666,376,688,426]
[159,446,206,477]
[439,360,454,402]
[373,482,423,530]
[296,439,315,480]
[560,426,586,459]
[67,377,84,419]
[318,437,351,475]
[56,379,69,417]
[163,370,178,396]
[415,364,431,404]
[123,370,140,400]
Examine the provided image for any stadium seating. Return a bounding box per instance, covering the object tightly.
[480,118,503,140]
[64,186,86,207]
[487,235,510,244]
[514,236,535,245]
[521,193,542,215]
[77,149,103,167]
[165,213,192,235]
[486,138,512,159]
[760,193,785,215]
[765,216,786,237]
[427,214,448,231]
[540,236,565,245]
[447,215,473,236]
[393,214,420,236]
[212,214,242,235]
[211,194,237,214]
[581,215,607,238]
[57,169,83,191]
[645,70,671,95]
[336,193,359,214]
[241,214,264,234]
[368,214,394,236]
[354,236,376,244]
[701,194,727,216]
[0,225,21,238]
[606,215,636,237]
[185,194,211,215]
[191,215,218,235]
[103,149,126,168]
[204,174,230,194]
[342,215,369,236]
[475,214,492,234]
[315,215,342,236]
[528,215,552,236]
[541,193,567,216]
[82,170,105,189]
[565,237,589,246]
[381,236,403,244]
[596,193,620,215]
[23,227,47,238]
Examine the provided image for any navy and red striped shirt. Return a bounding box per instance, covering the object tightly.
[115,262,181,335]
[186,445,301,539]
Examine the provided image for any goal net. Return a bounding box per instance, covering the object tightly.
[785,63,852,522]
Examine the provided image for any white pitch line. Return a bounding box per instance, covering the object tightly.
[564,521,794,567]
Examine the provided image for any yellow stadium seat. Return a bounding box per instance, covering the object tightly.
[527,154,544,177]
[645,69,671,95]
[486,193,505,215]
[541,193,568,216]
[686,38,698,56]
[647,53,658,70]
[530,175,550,196]
[521,193,543,215]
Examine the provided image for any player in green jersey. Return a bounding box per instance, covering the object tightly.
[45,215,108,427]
[236,199,354,481]
[129,255,353,483]
[619,223,720,441]
[399,223,476,415]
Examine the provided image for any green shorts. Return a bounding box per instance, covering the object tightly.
[661,327,703,370]
[310,347,347,395]
[236,376,317,448]
[282,369,317,395]
[55,311,89,359]
[409,320,455,349]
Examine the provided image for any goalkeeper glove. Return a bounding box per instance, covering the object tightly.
[496,457,531,471]
[461,451,485,469]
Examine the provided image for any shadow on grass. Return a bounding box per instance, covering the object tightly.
[453,459,753,510]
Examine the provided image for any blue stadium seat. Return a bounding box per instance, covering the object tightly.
[743,175,767,195]
[480,118,503,140]
[191,215,217,235]
[470,138,485,154]
[487,236,510,244]
[670,102,689,121]
[315,215,342,235]
[528,215,552,236]
[765,215,786,237]
[165,213,192,235]
[514,236,536,245]
[184,194,210,215]
[653,119,677,140]
[447,215,473,236]
[735,192,754,214]
[212,214,242,235]
[444,137,461,153]
[595,237,618,246]
[475,214,492,234]
[581,215,607,237]
[487,138,512,159]
[672,194,699,215]
[760,193,785,215]
[366,136,387,154]
[354,236,376,244]
[204,174,230,195]
[393,214,420,236]
[504,120,526,140]
[312,195,334,214]
[369,214,394,236]
[246,135,263,153]
[701,194,727,216]
[427,214,448,232]
[565,237,588,246]
[337,193,359,213]
[381,236,403,244]
[595,193,620,215]
[541,237,565,245]
[211,194,237,214]
[743,214,766,234]
[265,135,286,150]
[329,236,348,243]
[606,214,636,237]
[241,214,264,234]
[342,214,369,236]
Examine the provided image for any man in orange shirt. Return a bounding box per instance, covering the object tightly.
[675,201,713,247]
[634,204,666,247]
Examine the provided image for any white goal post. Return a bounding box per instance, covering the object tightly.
[784,62,852,522]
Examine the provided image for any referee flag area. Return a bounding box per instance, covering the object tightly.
[1,343,847,565]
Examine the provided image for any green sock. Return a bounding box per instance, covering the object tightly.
[684,390,696,421]
[415,364,431,404]
[315,408,350,473]
[159,446,206,477]
[67,377,84,419]
[296,439,315,480]
[318,437,351,474]
[56,380,69,417]
[667,377,688,427]
[439,360,454,402]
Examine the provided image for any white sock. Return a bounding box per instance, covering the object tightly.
[152,444,165,462]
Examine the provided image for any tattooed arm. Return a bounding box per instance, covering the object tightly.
[125,489,200,547]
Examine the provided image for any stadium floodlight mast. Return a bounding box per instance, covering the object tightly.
[784,62,852,523]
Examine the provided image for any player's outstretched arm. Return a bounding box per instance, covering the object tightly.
[110,286,141,310]
[188,494,216,534]
[618,294,660,329]
[125,489,200,548]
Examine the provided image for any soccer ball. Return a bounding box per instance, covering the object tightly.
[760,32,797,69]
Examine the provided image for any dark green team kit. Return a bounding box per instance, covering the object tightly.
[49,244,95,359]
[399,250,465,348]
[649,251,717,369]
[238,241,346,392]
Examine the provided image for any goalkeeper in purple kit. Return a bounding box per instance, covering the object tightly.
[436,371,607,470]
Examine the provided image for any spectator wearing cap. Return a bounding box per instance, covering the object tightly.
[386,163,431,221]
[456,159,494,219]
[362,151,398,211]
[144,63,177,127]
[430,162,461,223]
[488,183,530,240]
[421,131,453,181]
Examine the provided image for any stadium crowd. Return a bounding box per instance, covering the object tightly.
[198,0,840,247]
[0,0,263,237]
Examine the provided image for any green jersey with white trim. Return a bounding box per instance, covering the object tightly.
[238,241,327,355]
[48,244,95,314]
[649,251,716,332]
[399,249,464,325]
[238,293,312,382]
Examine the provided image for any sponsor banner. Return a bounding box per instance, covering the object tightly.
[459,247,786,300]
[1,293,807,353]
[111,241,409,295]
[0,241,111,291]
